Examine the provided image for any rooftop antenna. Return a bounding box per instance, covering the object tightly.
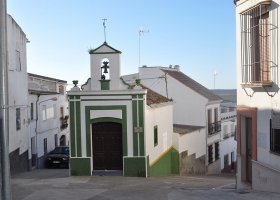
[213,71,218,89]
[139,27,149,68]
[102,18,107,42]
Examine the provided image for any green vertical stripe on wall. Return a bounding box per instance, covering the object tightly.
[69,101,76,157]
[76,100,82,157]
[138,98,144,156]
[85,108,91,157]
[132,98,138,156]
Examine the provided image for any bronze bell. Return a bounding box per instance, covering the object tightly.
[102,61,109,74]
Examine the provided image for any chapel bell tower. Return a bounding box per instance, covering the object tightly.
[89,42,122,90]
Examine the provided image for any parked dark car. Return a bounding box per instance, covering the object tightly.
[45,146,69,168]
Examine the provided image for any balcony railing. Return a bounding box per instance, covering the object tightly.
[208,121,221,136]
[60,115,69,130]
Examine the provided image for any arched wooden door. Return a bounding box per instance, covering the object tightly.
[92,122,123,170]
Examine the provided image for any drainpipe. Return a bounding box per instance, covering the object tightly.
[0,0,11,199]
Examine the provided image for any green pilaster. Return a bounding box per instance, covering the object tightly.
[69,100,76,157]
[76,99,82,157]
[132,95,138,156]
[132,94,145,156]
[138,96,144,156]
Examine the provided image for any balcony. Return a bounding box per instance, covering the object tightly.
[208,121,221,136]
[60,115,69,130]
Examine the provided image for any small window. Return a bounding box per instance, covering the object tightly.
[30,103,34,120]
[16,108,21,130]
[16,50,21,71]
[154,126,158,147]
[224,154,229,167]
[60,107,64,118]
[42,105,47,120]
[215,142,220,160]
[44,138,47,155]
[214,108,218,122]
[231,151,235,163]
[271,128,280,154]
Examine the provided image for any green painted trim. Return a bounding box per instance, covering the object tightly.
[91,117,122,124]
[70,158,91,176]
[81,99,131,102]
[132,99,138,156]
[131,94,145,156]
[100,80,110,90]
[76,100,82,157]
[88,42,122,54]
[68,93,146,97]
[138,99,145,156]
[123,157,147,177]
[85,106,128,157]
[149,148,179,176]
[69,101,76,157]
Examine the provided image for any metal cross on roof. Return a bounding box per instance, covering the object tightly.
[102,18,107,42]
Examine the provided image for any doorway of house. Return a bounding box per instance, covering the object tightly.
[92,122,123,171]
[245,117,252,183]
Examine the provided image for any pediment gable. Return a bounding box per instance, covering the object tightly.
[89,42,122,54]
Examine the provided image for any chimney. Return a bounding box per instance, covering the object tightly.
[174,65,180,71]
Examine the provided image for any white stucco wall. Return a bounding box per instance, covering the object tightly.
[139,67,208,126]
[28,79,69,160]
[236,0,280,171]
[145,103,173,164]
[173,128,206,158]
[7,15,29,156]
[220,137,237,169]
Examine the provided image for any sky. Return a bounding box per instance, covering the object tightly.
[7,0,236,89]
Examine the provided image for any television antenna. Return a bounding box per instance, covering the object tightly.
[138,27,149,68]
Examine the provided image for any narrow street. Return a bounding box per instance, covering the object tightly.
[11,169,280,200]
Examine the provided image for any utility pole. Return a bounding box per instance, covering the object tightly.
[0,0,11,199]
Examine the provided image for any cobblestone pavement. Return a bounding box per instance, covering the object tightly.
[11,169,280,200]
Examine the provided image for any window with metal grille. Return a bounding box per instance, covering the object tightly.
[215,142,220,160]
[271,119,280,154]
[240,3,278,86]
[16,108,21,130]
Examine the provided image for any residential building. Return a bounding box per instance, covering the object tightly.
[235,0,280,193]
[28,73,69,168]
[220,102,237,172]
[68,42,179,177]
[7,14,29,173]
[123,66,234,174]
[6,14,69,172]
